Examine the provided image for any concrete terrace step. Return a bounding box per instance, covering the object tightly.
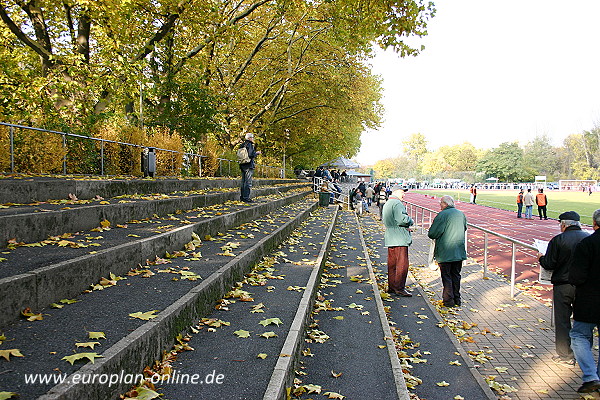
[293,210,407,400]
[148,205,339,400]
[358,215,495,400]
[0,198,319,400]
[0,189,311,329]
[0,176,303,203]
[1,181,310,244]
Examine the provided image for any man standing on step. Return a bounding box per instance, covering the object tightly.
[569,209,600,394]
[428,195,467,307]
[538,211,589,367]
[536,188,548,220]
[239,132,261,203]
[382,188,413,297]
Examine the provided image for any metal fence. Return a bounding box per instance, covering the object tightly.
[1,122,283,178]
[404,200,540,299]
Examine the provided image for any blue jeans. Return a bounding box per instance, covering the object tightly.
[570,320,600,382]
[525,205,533,219]
[517,203,523,217]
[240,168,254,201]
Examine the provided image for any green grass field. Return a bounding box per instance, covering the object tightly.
[413,189,600,226]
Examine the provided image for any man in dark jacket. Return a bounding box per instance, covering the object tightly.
[428,195,467,307]
[239,132,260,202]
[538,211,589,367]
[569,209,600,393]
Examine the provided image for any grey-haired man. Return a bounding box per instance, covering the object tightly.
[538,211,589,367]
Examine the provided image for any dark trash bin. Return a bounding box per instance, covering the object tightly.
[318,191,330,207]
[141,147,157,177]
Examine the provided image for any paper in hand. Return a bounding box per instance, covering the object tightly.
[534,239,549,255]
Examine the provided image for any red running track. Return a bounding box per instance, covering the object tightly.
[403,192,593,303]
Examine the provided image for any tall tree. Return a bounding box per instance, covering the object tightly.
[476,142,528,182]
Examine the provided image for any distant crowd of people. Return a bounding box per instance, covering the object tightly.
[313,166,348,183]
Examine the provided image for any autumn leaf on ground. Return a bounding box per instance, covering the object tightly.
[259,331,278,339]
[302,348,314,357]
[333,316,344,320]
[129,310,159,320]
[201,318,230,328]
[259,317,283,327]
[60,299,79,304]
[21,308,43,321]
[257,353,268,359]
[88,331,106,340]
[324,392,345,399]
[436,381,450,387]
[50,303,65,309]
[0,334,5,345]
[62,352,103,365]
[75,342,101,350]
[251,303,265,313]
[234,330,251,338]
[449,360,462,366]
[0,349,24,361]
[302,384,322,394]
[0,391,19,400]
[331,370,343,378]
[100,219,111,229]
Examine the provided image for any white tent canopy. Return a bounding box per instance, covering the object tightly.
[322,157,360,169]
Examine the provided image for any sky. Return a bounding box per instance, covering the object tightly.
[356,0,600,166]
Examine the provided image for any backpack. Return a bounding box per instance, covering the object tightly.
[237,146,251,164]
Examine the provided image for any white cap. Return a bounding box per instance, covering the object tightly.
[245,132,254,140]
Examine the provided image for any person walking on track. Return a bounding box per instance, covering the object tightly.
[428,195,467,307]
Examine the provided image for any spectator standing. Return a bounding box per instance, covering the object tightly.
[382,189,414,297]
[239,132,260,202]
[523,188,535,219]
[516,189,524,218]
[536,188,548,220]
[365,185,375,207]
[377,186,388,221]
[357,181,366,196]
[340,170,347,182]
[538,211,589,367]
[428,195,467,307]
[313,166,323,185]
[469,185,477,204]
[569,209,600,394]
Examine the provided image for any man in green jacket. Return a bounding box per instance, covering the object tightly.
[382,188,414,297]
[428,195,467,307]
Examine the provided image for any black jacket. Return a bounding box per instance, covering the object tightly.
[539,225,589,285]
[239,140,258,170]
[570,229,600,323]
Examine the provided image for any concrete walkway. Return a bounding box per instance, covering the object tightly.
[406,229,597,400]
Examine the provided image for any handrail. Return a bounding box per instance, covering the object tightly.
[404,200,538,299]
[1,122,284,178]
